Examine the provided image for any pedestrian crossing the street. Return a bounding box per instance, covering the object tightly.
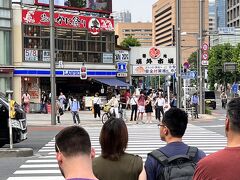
[7,124,227,180]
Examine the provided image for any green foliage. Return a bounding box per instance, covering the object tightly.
[69,0,86,8]
[188,51,198,70]
[120,36,141,48]
[207,43,240,89]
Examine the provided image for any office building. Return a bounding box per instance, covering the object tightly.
[111,10,131,26]
[216,0,227,28]
[0,0,12,93]
[115,22,152,46]
[152,0,209,61]
[227,0,240,27]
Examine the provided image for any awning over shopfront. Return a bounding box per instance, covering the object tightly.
[95,78,130,89]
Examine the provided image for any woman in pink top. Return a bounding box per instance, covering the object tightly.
[137,91,145,124]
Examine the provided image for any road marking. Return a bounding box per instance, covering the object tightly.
[14,170,60,174]
[7,177,64,180]
[20,164,58,168]
[199,125,225,128]
[8,124,227,180]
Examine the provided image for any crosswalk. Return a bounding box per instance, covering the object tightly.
[7,124,227,180]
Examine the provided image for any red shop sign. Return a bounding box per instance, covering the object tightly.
[22,9,114,35]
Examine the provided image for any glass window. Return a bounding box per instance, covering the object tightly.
[73,52,87,62]
[88,53,101,63]
[73,29,87,40]
[0,0,10,8]
[0,19,10,27]
[57,51,72,62]
[0,30,10,65]
[41,38,50,49]
[41,26,50,37]
[24,25,40,37]
[0,77,10,93]
[88,32,101,41]
[73,41,86,51]
[24,37,40,49]
[57,28,72,39]
[88,42,101,52]
[56,39,72,50]
[102,32,114,42]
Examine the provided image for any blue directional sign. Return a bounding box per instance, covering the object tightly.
[232,83,238,94]
[181,71,197,79]
[116,62,128,73]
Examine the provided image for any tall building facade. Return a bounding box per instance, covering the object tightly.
[227,0,240,27]
[152,0,209,61]
[115,22,152,46]
[0,0,12,93]
[209,1,216,32]
[10,2,124,105]
[112,10,131,26]
[216,0,227,28]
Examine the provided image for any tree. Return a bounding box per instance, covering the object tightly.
[188,51,198,70]
[207,43,237,89]
[120,36,141,48]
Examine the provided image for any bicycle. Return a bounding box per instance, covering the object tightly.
[102,105,123,124]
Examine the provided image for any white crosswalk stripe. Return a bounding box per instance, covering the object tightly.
[7,124,227,180]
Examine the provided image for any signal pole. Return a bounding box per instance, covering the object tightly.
[50,0,56,125]
[176,0,182,108]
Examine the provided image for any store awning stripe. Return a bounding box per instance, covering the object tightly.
[13,69,117,77]
[95,78,130,87]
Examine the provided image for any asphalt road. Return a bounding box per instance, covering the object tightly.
[0,126,64,180]
[0,100,227,179]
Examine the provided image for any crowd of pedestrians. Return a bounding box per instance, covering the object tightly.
[55,97,240,180]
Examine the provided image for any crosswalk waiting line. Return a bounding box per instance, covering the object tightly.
[7,124,227,180]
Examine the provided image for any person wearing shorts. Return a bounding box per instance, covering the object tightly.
[137,91,145,124]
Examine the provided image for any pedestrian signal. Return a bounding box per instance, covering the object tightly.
[9,100,16,119]
[80,65,87,80]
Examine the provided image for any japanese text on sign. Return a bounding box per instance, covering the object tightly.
[25,49,38,61]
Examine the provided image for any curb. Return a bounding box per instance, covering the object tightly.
[0,148,33,158]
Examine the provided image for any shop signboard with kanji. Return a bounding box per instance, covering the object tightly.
[22,9,114,34]
[130,47,176,75]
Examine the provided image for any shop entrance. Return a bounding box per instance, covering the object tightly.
[40,77,104,99]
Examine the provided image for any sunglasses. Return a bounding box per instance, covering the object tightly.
[55,143,61,153]
[158,123,167,128]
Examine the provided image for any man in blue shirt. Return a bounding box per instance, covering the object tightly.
[70,98,80,125]
[191,93,199,118]
[145,108,206,180]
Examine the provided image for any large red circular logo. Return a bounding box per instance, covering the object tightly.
[149,47,161,59]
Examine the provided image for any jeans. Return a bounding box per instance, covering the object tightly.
[72,111,80,124]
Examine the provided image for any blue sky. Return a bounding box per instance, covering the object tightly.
[112,0,157,22]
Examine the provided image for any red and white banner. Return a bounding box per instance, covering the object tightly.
[22,9,114,34]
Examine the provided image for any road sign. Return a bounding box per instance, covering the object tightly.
[232,83,238,94]
[202,52,209,60]
[202,43,209,51]
[202,60,209,66]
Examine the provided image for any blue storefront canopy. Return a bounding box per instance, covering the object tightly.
[95,78,130,89]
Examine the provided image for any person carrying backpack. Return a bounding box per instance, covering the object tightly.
[145,108,206,180]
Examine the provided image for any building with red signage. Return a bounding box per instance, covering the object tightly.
[11,1,129,106]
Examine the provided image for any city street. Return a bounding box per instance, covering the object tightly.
[0,101,228,180]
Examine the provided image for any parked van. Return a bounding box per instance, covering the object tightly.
[0,93,27,148]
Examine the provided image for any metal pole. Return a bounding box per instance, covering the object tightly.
[176,0,182,108]
[199,0,204,114]
[7,91,13,149]
[50,0,56,125]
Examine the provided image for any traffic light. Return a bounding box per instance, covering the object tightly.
[80,65,87,80]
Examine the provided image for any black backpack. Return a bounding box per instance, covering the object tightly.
[149,146,198,180]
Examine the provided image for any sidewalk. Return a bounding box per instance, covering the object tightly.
[26,109,215,126]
